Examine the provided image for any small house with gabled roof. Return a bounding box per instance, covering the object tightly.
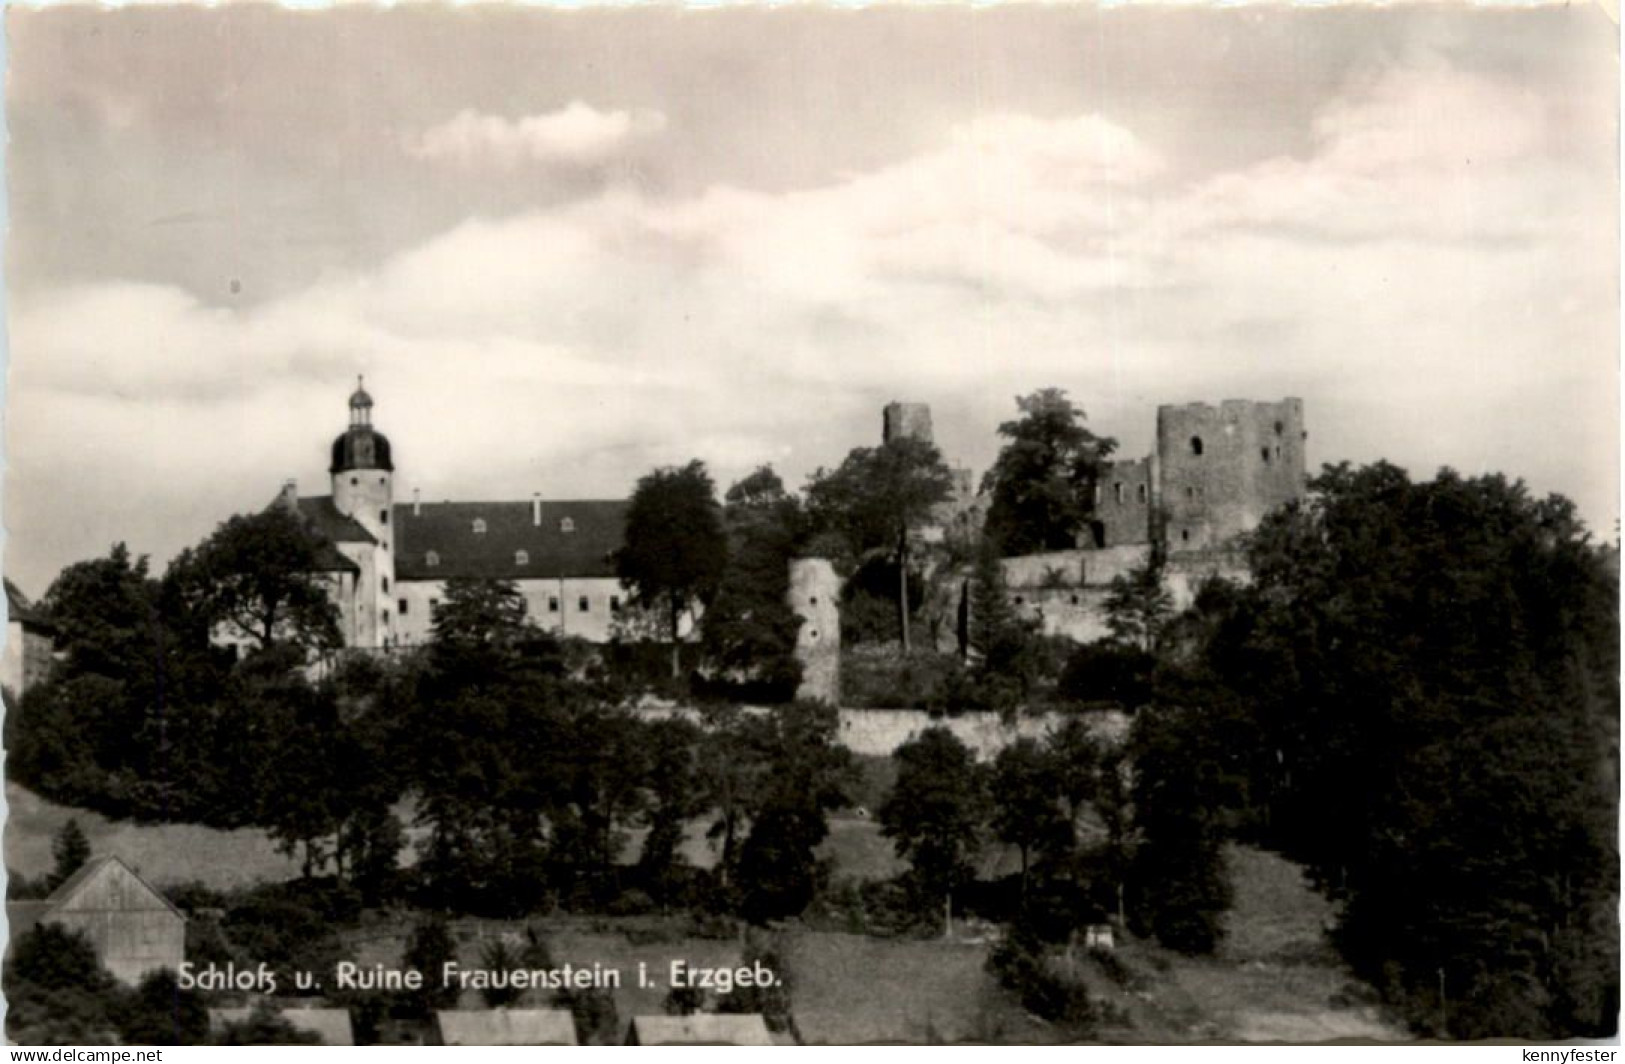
[434,1008,579,1046]
[6,855,185,986]
[625,1014,775,1046]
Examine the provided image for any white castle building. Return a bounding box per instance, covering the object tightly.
[276,382,632,648]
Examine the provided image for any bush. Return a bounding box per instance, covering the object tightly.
[839,646,962,710]
[806,876,936,938]
[986,929,1095,1030]
[1057,642,1154,708]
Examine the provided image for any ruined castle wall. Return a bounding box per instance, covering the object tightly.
[1095,456,1156,547]
[1010,586,1115,643]
[882,402,934,445]
[1164,550,1253,610]
[1157,398,1306,552]
[789,557,842,704]
[1000,545,1151,589]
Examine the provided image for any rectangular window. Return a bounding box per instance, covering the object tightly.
[381,510,389,525]
[610,596,621,614]
[578,596,590,613]
[398,598,408,615]
[549,597,560,613]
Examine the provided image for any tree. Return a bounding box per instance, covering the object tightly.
[1127,703,1234,955]
[401,917,460,1017]
[214,1003,322,1045]
[880,727,986,932]
[1103,555,1174,654]
[981,389,1117,556]
[4,925,120,1045]
[116,969,210,1045]
[428,577,540,683]
[966,542,1042,713]
[805,437,954,652]
[701,466,806,699]
[49,820,91,890]
[617,460,729,678]
[39,543,161,680]
[989,738,1069,906]
[733,702,855,922]
[165,507,342,655]
[1203,463,1619,1035]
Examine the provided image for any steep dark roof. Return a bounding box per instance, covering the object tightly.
[330,426,394,474]
[294,496,376,545]
[394,500,627,581]
[4,579,49,630]
[261,495,367,575]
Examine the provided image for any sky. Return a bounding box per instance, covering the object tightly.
[4,3,1618,597]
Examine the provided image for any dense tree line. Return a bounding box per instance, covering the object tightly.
[1160,464,1619,1038]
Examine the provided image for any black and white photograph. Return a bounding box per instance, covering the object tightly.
[1,1,1618,1047]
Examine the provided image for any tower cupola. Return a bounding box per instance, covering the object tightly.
[331,376,394,473]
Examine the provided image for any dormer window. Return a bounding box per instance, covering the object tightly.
[472,518,487,535]
[515,550,530,566]
[560,517,575,534]
[426,550,440,568]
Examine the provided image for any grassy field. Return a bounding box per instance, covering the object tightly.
[786,930,1055,1044]
[4,781,301,890]
[1077,846,1405,1043]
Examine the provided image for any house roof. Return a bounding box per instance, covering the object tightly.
[41,855,186,921]
[260,493,366,574]
[4,579,49,630]
[394,500,628,581]
[209,1007,355,1046]
[437,1009,578,1046]
[293,496,377,546]
[627,1014,774,1046]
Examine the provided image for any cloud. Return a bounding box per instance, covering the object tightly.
[8,68,1616,593]
[406,102,668,168]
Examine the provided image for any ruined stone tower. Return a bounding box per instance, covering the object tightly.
[1156,398,1307,551]
[883,401,934,445]
[788,557,841,704]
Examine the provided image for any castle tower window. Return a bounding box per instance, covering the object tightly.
[1190,436,1204,456]
[1261,447,1272,463]
[610,596,621,613]
[515,550,530,566]
[1113,482,1125,505]
[382,576,390,592]
[381,510,389,525]
[472,518,487,535]
[426,550,440,567]
[399,598,408,615]
[549,596,560,613]
[560,517,576,533]
[1275,444,1283,460]
[1186,486,1197,500]
[1274,420,1285,436]
[578,595,590,612]
[1136,484,1148,504]
[351,476,358,486]
[1181,528,1191,542]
